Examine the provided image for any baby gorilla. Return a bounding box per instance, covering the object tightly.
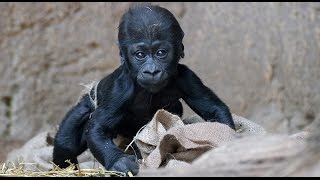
[53,3,235,175]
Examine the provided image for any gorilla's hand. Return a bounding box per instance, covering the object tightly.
[109,155,139,176]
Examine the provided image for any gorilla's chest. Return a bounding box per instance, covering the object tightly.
[129,90,178,118]
[117,89,179,137]
[130,93,165,118]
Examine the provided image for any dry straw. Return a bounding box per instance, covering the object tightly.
[0,160,129,177]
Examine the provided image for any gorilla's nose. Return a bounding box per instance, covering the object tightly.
[143,69,161,76]
[142,64,161,78]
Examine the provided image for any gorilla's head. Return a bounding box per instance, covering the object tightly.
[117,3,184,93]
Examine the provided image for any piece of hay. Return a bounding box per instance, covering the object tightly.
[0,160,127,177]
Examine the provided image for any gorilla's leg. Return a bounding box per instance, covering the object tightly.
[53,94,94,168]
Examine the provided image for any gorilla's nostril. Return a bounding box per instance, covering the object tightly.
[143,70,161,76]
[152,70,161,75]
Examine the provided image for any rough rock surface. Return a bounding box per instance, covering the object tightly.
[0,2,319,161]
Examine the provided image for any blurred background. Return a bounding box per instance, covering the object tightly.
[0,2,319,162]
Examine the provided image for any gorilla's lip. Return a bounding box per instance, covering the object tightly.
[138,78,168,86]
[140,81,161,86]
[138,79,169,92]
[139,82,161,89]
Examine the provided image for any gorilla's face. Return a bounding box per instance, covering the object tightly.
[126,40,177,93]
[118,5,184,93]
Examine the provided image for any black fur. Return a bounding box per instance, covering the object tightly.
[53,3,235,175]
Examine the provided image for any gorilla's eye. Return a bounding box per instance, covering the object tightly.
[135,51,146,60]
[156,49,167,58]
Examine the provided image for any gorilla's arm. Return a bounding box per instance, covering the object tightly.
[85,70,139,174]
[177,64,235,130]
[86,107,138,174]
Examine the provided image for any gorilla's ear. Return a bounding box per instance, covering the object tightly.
[120,51,125,65]
[180,43,185,58]
[117,41,125,64]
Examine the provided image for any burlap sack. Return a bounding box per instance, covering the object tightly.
[134,109,266,169]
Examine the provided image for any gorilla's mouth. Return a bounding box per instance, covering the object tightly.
[138,79,169,93]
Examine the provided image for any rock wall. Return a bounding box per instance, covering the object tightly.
[0,2,319,160]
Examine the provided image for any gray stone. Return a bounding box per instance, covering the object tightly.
[0,2,319,161]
